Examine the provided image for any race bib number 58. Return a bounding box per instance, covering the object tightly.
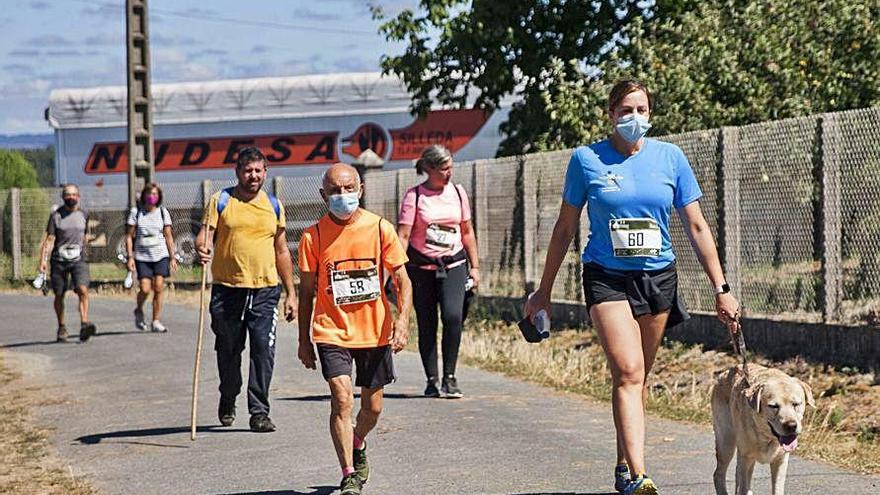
[609,218,661,257]
[331,266,381,306]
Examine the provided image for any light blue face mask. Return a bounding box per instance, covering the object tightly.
[615,113,651,143]
[328,192,360,219]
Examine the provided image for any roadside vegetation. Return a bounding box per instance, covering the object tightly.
[0,353,98,494]
[459,319,880,473]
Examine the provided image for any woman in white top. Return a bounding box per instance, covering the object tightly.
[126,183,176,332]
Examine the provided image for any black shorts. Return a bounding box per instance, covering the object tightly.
[50,259,90,294]
[582,261,689,327]
[316,344,395,389]
[135,257,170,279]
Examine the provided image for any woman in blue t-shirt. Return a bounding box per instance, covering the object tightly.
[525,79,740,495]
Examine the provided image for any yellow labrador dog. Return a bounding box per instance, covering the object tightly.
[711,364,815,495]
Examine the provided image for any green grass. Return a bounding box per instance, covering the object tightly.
[0,254,203,283]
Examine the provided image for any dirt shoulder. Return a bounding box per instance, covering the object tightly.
[0,351,98,495]
[459,319,880,474]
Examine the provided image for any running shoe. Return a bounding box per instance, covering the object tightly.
[134,308,147,331]
[249,413,276,433]
[424,379,440,398]
[56,325,68,343]
[218,400,235,427]
[353,442,369,484]
[79,322,96,342]
[339,473,363,495]
[151,320,168,333]
[623,475,659,495]
[615,463,631,493]
[441,375,463,399]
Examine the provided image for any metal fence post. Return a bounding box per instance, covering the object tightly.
[820,114,842,323]
[201,180,212,209]
[0,191,5,254]
[11,188,22,280]
[469,162,478,233]
[353,149,385,212]
[273,176,283,199]
[395,169,407,225]
[721,127,742,302]
[474,160,489,266]
[522,156,537,293]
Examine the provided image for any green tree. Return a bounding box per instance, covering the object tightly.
[376,0,880,155]
[0,149,51,258]
[611,0,880,135]
[373,0,646,155]
[0,149,40,189]
[498,57,607,154]
[18,146,55,187]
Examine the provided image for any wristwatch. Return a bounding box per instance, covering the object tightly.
[714,283,731,295]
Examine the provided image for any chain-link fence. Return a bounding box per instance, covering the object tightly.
[3,106,880,324]
[832,108,880,325]
[356,107,880,326]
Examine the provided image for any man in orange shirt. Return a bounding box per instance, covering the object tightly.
[297,163,412,495]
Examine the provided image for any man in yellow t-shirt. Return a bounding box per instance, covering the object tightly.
[195,146,296,433]
[297,163,412,495]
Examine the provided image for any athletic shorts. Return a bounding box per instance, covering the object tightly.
[135,257,170,279]
[582,261,690,328]
[316,344,395,389]
[50,259,90,294]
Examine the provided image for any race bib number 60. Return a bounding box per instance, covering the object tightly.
[331,266,381,306]
[609,218,662,257]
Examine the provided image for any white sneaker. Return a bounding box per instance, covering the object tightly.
[151,320,168,333]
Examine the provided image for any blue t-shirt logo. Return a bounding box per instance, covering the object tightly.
[599,171,624,192]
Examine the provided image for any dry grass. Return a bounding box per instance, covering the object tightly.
[1,284,206,308]
[0,353,99,495]
[459,319,880,474]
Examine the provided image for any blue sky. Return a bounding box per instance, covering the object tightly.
[0,0,419,135]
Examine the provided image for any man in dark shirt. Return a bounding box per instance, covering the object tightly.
[38,184,96,342]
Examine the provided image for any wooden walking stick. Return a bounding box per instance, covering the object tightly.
[191,264,209,440]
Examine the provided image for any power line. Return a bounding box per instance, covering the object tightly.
[69,0,379,36]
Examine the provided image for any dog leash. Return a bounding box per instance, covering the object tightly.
[730,309,750,382]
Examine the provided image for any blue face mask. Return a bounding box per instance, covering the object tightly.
[615,113,651,143]
[328,192,360,219]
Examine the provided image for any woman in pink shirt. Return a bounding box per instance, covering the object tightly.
[397,145,480,398]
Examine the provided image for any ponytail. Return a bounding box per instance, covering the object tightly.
[415,144,452,175]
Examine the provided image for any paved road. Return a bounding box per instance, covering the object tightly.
[1,293,877,494]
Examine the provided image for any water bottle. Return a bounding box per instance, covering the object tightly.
[527,292,551,339]
[32,271,45,289]
[123,270,134,290]
[534,309,551,339]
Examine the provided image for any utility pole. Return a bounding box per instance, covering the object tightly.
[126,0,155,208]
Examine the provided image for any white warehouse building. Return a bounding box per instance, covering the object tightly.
[46,72,510,186]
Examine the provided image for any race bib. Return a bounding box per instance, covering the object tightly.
[57,244,82,261]
[426,223,456,249]
[609,218,661,257]
[331,266,381,306]
[141,234,160,247]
